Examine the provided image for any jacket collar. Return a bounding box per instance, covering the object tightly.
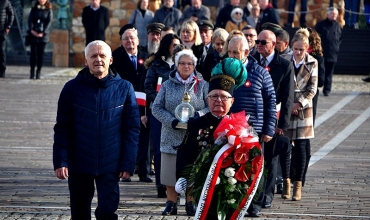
[77,67,120,88]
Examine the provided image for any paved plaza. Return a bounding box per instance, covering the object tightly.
[0,66,369,219]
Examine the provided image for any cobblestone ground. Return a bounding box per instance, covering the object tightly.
[0,66,369,219]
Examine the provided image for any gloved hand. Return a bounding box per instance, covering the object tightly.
[171,119,180,130]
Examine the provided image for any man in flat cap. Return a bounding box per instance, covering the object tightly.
[143,23,165,55]
[196,20,214,75]
[119,24,136,37]
[152,0,182,33]
[261,22,282,34]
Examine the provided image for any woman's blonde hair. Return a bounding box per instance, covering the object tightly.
[291,28,310,48]
[180,20,202,46]
[220,29,245,57]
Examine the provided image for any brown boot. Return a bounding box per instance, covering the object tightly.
[292,181,302,201]
[281,178,291,199]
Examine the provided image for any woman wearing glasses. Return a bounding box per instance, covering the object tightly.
[281,28,318,201]
[151,49,209,216]
[225,7,248,33]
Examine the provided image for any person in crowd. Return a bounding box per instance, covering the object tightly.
[152,0,182,34]
[196,19,214,74]
[242,0,258,19]
[0,0,14,78]
[152,49,209,216]
[226,36,277,217]
[179,0,210,24]
[315,6,342,96]
[179,19,203,59]
[176,58,248,220]
[82,0,109,46]
[242,25,258,56]
[144,33,182,198]
[219,29,245,58]
[275,29,292,55]
[344,0,358,28]
[215,0,240,29]
[252,29,294,209]
[255,0,280,33]
[161,26,175,39]
[225,7,248,33]
[200,28,228,81]
[246,3,260,28]
[281,28,318,201]
[284,0,308,28]
[128,0,154,47]
[27,0,53,79]
[142,23,164,54]
[53,40,140,220]
[111,28,151,183]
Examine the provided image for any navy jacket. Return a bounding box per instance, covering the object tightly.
[230,57,276,137]
[53,67,140,176]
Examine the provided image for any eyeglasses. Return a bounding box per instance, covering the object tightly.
[178,62,194,66]
[122,36,137,41]
[255,40,272,45]
[244,34,256,38]
[208,95,233,101]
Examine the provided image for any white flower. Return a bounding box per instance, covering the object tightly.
[227,199,236,204]
[228,177,237,185]
[224,167,235,177]
[229,185,235,192]
[244,184,250,191]
[216,177,220,185]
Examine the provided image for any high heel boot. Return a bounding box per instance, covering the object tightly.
[161,201,177,215]
[292,181,302,201]
[36,70,40,79]
[281,178,291,199]
[30,68,35,79]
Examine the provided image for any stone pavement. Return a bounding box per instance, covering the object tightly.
[0,66,369,220]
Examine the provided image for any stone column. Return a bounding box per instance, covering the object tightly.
[50,29,69,67]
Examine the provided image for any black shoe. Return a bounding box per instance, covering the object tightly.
[276,183,283,194]
[139,177,153,182]
[150,170,155,175]
[121,178,131,182]
[157,185,167,198]
[185,201,196,216]
[362,76,370,82]
[247,209,261,217]
[134,169,138,174]
[323,91,329,96]
[262,202,271,208]
[162,201,177,215]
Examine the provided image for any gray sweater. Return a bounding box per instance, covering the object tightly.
[152,70,209,154]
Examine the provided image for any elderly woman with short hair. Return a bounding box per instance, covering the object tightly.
[152,49,209,216]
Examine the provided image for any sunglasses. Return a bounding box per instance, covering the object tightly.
[244,34,256,38]
[255,40,271,45]
[235,12,242,15]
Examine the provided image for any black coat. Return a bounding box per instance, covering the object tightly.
[82,5,109,45]
[311,54,325,87]
[256,5,280,33]
[28,6,52,43]
[253,51,294,131]
[198,50,222,82]
[111,46,149,115]
[215,3,233,28]
[315,18,342,62]
[0,0,14,34]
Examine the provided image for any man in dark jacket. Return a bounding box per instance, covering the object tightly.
[215,0,240,28]
[255,0,280,33]
[253,30,294,211]
[152,0,182,34]
[53,40,140,220]
[315,6,342,96]
[179,0,210,24]
[0,0,14,78]
[111,28,152,183]
[82,0,109,46]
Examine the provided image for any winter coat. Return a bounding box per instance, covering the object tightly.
[281,53,318,140]
[225,20,248,33]
[152,6,182,33]
[315,18,342,62]
[152,69,209,154]
[230,57,277,137]
[256,4,280,33]
[28,5,53,43]
[215,3,234,28]
[53,67,141,176]
[144,57,173,104]
[179,5,210,24]
[129,9,154,47]
[82,5,109,45]
[0,0,14,34]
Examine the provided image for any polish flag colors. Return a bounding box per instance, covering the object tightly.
[135,92,146,107]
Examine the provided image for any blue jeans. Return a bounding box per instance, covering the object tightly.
[344,0,358,26]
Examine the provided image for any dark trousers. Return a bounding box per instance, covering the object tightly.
[68,172,119,220]
[0,34,6,77]
[137,122,151,178]
[150,113,162,186]
[287,0,308,26]
[323,61,336,95]
[30,42,47,72]
[290,139,311,182]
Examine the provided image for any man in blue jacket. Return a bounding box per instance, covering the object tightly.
[53,40,141,220]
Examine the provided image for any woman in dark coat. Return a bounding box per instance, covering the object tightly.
[28,0,52,79]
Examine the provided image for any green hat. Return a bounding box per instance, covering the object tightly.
[261,22,282,34]
[197,20,214,30]
[209,58,248,95]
